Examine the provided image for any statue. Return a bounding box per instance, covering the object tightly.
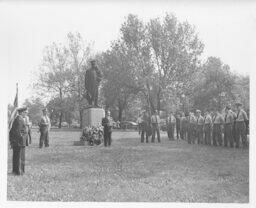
[84,60,102,107]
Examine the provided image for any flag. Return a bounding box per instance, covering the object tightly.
[8,83,19,132]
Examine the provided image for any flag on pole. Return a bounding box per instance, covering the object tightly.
[8,83,19,132]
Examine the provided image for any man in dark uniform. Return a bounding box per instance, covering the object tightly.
[102,110,113,147]
[9,107,28,175]
[180,112,187,140]
[140,111,150,143]
[85,60,103,107]
[188,112,197,144]
[167,112,176,140]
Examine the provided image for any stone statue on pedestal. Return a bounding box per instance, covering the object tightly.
[84,60,102,107]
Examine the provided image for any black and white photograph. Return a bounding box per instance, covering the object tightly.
[1,0,256,207]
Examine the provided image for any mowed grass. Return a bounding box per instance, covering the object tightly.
[7,129,249,202]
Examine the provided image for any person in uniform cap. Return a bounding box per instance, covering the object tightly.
[212,109,224,146]
[235,102,248,148]
[224,106,234,147]
[9,107,28,175]
[151,110,161,143]
[24,109,32,146]
[102,110,114,147]
[196,110,204,144]
[203,109,212,145]
[38,108,51,148]
[166,112,176,141]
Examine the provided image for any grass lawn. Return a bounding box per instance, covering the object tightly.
[7,129,249,202]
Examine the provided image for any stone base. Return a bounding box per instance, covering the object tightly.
[73,141,86,146]
[83,107,105,128]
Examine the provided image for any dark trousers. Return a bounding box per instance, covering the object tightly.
[167,123,175,140]
[204,124,211,145]
[224,123,233,147]
[176,127,180,139]
[12,145,25,175]
[235,121,247,148]
[180,126,186,140]
[141,129,149,143]
[26,129,32,146]
[151,124,160,143]
[104,130,112,146]
[212,124,222,146]
[197,125,204,144]
[188,124,196,144]
[39,129,49,148]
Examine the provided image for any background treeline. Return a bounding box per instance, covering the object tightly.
[8,14,249,128]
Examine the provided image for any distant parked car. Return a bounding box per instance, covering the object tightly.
[71,122,80,128]
[120,121,138,130]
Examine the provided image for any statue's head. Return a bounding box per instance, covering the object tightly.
[90,59,96,67]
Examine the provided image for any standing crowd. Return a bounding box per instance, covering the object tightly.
[138,102,249,148]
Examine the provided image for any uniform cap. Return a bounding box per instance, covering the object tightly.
[18,107,27,113]
[235,102,242,106]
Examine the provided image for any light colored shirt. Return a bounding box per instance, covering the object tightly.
[213,114,224,124]
[225,110,234,124]
[236,109,248,122]
[197,115,204,125]
[151,114,160,124]
[41,115,51,131]
[168,115,176,124]
[189,115,197,124]
[204,114,212,124]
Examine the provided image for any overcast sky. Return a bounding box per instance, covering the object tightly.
[1,0,256,105]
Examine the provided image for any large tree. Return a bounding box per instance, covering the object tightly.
[192,57,236,111]
[34,42,72,128]
[119,13,204,113]
[67,32,93,128]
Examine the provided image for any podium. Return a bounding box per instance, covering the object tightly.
[83,107,105,128]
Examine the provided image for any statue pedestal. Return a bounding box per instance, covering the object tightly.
[83,107,105,128]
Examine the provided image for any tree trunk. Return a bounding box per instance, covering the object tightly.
[79,108,83,129]
[118,100,124,122]
[157,88,161,113]
[58,111,63,129]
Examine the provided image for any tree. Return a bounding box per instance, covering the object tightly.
[23,98,45,124]
[67,32,93,128]
[192,57,236,111]
[34,42,72,128]
[100,41,142,121]
[119,13,204,114]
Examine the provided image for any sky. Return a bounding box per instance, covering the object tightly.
[1,0,256,106]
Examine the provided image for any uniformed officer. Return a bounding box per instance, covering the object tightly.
[9,107,28,175]
[167,112,176,140]
[140,111,150,143]
[102,110,114,147]
[38,108,51,148]
[180,112,187,140]
[188,112,197,144]
[235,102,248,148]
[203,110,212,145]
[151,111,161,143]
[196,110,204,144]
[224,106,234,147]
[212,109,224,146]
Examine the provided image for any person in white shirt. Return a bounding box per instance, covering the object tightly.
[38,108,51,148]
